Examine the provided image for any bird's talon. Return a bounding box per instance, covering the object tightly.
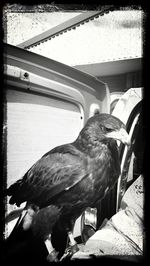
[60,249,71,261]
[46,249,59,262]
[60,244,79,261]
[70,243,79,254]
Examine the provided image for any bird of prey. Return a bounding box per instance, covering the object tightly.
[5,113,130,261]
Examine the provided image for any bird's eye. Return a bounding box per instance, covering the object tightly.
[106,127,113,132]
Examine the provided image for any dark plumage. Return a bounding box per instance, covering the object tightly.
[5,113,130,260]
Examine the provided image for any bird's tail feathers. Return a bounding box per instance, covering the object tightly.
[7,210,28,240]
[5,207,24,224]
[3,180,23,206]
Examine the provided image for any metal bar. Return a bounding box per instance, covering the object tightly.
[17,9,112,49]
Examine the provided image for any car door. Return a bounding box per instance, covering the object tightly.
[3,43,110,239]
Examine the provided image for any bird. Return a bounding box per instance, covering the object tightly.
[4,113,130,262]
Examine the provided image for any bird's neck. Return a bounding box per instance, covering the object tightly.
[74,129,119,158]
[74,133,107,156]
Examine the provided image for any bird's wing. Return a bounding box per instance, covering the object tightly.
[8,144,90,206]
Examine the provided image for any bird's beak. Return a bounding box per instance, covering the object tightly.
[106,128,131,146]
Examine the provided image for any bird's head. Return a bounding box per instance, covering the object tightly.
[81,113,131,147]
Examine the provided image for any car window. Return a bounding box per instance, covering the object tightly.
[6,88,83,189]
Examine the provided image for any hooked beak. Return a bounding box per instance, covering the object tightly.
[106,128,131,146]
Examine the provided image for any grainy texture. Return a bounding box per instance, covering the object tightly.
[4,10,142,65]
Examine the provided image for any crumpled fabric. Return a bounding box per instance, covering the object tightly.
[72,175,144,260]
